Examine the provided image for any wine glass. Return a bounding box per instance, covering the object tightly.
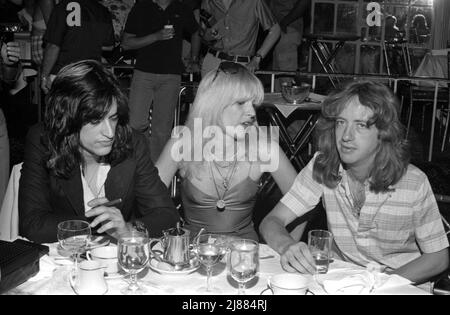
[194,233,227,293]
[228,239,259,295]
[57,220,91,272]
[118,230,150,295]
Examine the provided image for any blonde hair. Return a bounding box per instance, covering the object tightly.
[181,63,264,179]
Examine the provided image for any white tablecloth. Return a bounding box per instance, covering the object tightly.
[413,50,448,87]
[4,243,430,295]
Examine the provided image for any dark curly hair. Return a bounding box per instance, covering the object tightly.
[313,80,410,193]
[44,59,132,178]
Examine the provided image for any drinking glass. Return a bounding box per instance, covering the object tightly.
[228,239,259,295]
[194,233,227,293]
[308,229,333,274]
[57,220,91,272]
[118,231,150,295]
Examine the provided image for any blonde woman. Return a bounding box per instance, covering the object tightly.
[156,61,299,241]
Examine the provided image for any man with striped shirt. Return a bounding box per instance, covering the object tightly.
[260,81,449,284]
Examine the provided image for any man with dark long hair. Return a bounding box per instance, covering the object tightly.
[19,60,179,243]
[260,81,449,284]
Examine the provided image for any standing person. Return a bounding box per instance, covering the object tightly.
[40,0,115,93]
[200,0,281,77]
[121,0,201,163]
[260,81,449,284]
[19,60,180,244]
[0,40,20,207]
[156,61,300,241]
[30,0,56,67]
[270,0,309,91]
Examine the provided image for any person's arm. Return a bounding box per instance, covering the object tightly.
[155,138,180,188]
[267,142,297,194]
[391,176,450,283]
[279,0,310,33]
[38,0,55,25]
[40,42,59,93]
[131,132,180,237]
[259,201,316,274]
[390,249,449,284]
[19,125,85,243]
[247,23,281,72]
[121,29,174,51]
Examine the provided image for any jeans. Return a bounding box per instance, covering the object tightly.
[128,70,181,162]
[0,109,10,206]
[273,26,301,91]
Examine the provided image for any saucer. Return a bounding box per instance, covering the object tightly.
[149,258,200,275]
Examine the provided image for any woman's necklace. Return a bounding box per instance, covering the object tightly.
[209,159,238,211]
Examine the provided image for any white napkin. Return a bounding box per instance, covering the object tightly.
[322,270,381,294]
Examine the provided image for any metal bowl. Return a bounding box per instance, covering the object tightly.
[281,82,311,104]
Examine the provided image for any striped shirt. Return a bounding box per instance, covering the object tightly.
[281,154,449,270]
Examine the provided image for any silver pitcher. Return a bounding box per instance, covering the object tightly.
[150,227,191,267]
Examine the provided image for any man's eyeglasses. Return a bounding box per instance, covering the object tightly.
[212,61,242,82]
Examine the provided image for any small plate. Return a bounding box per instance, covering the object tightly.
[149,258,200,275]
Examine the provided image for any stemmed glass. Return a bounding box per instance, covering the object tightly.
[117,230,150,295]
[228,239,259,295]
[194,233,227,293]
[57,220,92,272]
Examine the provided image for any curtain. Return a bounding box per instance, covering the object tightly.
[431,0,450,49]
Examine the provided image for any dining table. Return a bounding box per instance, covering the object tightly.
[3,242,430,295]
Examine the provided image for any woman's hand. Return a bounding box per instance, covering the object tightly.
[86,197,132,239]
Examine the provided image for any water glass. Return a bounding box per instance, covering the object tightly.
[57,220,91,272]
[118,230,150,295]
[228,239,259,295]
[194,233,227,293]
[308,229,333,274]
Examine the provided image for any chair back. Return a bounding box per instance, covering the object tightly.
[0,163,22,241]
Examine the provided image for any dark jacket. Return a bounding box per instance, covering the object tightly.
[19,124,179,243]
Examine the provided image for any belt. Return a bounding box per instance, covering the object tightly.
[207,48,250,63]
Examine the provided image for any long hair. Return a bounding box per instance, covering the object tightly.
[313,80,410,193]
[44,59,132,178]
[180,62,264,178]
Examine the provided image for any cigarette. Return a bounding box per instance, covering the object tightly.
[98,198,122,207]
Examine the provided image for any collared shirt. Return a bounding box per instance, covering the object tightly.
[281,153,449,270]
[202,0,276,56]
[124,0,198,74]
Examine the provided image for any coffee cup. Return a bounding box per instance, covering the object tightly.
[263,273,309,295]
[87,245,118,275]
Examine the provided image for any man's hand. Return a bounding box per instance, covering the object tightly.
[155,27,175,41]
[40,75,52,94]
[246,56,261,73]
[1,41,20,65]
[279,241,316,274]
[86,197,132,239]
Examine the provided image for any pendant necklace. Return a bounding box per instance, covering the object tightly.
[209,159,238,211]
